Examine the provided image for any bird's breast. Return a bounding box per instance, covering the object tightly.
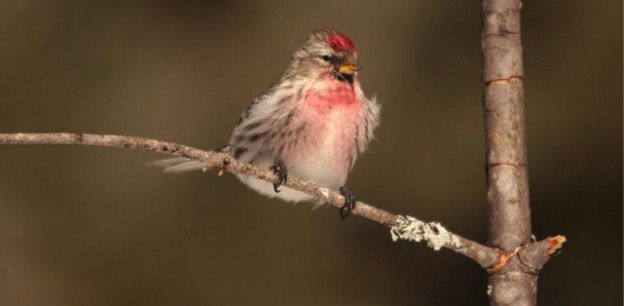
[281,81,366,188]
[304,79,358,112]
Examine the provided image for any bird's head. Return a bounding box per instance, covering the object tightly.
[289,28,360,83]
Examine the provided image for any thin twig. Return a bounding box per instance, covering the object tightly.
[0,132,501,268]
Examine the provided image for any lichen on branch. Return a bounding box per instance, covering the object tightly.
[390,215,462,251]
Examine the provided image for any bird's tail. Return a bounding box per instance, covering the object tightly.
[148,145,229,174]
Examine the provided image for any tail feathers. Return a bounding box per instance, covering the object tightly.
[147,157,207,174]
[215,145,230,153]
[148,145,230,174]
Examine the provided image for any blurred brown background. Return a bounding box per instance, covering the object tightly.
[0,1,621,305]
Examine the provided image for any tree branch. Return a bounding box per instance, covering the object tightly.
[481,1,565,305]
[0,132,500,268]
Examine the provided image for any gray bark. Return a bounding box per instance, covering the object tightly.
[481,0,538,305]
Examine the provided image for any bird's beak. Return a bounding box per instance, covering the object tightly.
[338,63,359,75]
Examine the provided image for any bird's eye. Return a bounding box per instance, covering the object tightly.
[322,55,332,62]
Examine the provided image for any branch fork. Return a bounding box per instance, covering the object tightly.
[486,235,568,274]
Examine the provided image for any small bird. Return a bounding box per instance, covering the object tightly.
[159,29,380,219]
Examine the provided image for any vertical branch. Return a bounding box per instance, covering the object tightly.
[482,0,531,251]
[482,0,536,305]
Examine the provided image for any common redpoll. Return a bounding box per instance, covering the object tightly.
[159,29,380,219]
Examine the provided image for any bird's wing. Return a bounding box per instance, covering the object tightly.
[363,95,381,143]
[228,80,297,164]
[236,78,282,126]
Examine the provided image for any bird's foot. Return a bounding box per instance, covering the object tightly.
[339,186,356,220]
[270,159,288,193]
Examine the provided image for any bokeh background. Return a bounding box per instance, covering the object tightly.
[0,1,621,305]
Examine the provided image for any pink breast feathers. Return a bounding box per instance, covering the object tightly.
[304,80,359,114]
[289,76,365,162]
[283,87,364,185]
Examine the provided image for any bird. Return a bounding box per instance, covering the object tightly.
[155,28,380,219]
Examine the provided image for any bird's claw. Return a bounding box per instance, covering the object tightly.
[339,186,356,220]
[270,159,287,193]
